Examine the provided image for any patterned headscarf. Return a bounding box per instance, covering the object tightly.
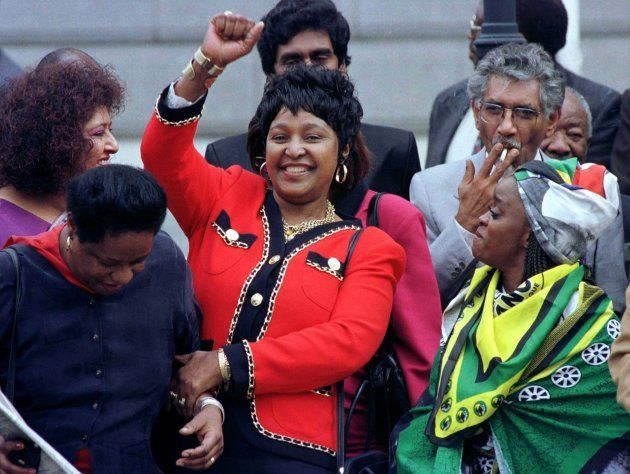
[514,159,617,264]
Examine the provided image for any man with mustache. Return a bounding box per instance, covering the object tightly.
[410,42,564,303]
[426,0,620,171]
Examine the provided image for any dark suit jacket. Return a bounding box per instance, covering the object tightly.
[611,89,630,195]
[0,49,21,86]
[424,79,469,169]
[204,122,420,210]
[425,67,621,169]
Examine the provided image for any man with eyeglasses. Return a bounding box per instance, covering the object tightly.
[425,0,620,171]
[410,42,565,302]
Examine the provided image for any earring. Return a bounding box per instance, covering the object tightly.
[335,163,348,184]
[259,161,268,177]
[65,235,72,251]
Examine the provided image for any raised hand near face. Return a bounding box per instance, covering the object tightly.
[455,143,518,233]
[175,12,264,101]
[202,12,265,67]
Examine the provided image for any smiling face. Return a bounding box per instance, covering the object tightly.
[265,107,345,207]
[82,106,118,169]
[472,177,530,272]
[273,29,345,75]
[66,225,154,296]
[540,92,590,162]
[473,75,558,166]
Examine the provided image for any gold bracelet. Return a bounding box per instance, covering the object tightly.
[182,47,225,85]
[193,47,225,77]
[217,348,231,390]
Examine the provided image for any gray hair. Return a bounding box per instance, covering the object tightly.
[467,43,565,118]
[565,86,593,138]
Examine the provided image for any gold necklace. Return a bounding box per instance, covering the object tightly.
[282,201,336,241]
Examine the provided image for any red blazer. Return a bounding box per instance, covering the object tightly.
[141,95,405,465]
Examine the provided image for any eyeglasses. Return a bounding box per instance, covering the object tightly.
[478,101,541,128]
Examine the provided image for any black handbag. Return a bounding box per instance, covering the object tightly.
[336,228,363,473]
[337,194,411,474]
[359,193,410,441]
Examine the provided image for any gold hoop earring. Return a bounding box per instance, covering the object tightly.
[65,235,72,251]
[335,163,348,184]
[259,161,268,177]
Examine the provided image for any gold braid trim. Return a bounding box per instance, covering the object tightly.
[226,207,271,344]
[249,398,336,456]
[311,388,332,397]
[211,222,250,249]
[153,95,203,127]
[256,225,360,341]
[305,260,343,281]
[242,340,256,400]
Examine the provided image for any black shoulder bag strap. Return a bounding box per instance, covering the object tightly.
[4,247,21,403]
[336,228,364,473]
[367,192,384,228]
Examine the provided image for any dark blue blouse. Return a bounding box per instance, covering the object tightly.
[0,232,199,473]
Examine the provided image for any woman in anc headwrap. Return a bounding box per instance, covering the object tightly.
[391,160,630,474]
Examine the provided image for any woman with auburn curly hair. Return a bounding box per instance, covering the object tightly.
[0,57,124,246]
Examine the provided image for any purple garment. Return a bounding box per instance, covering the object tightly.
[0,199,49,248]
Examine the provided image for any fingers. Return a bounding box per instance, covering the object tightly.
[243,21,265,50]
[172,387,194,418]
[479,143,504,177]
[223,13,238,38]
[230,17,250,39]
[489,148,519,183]
[178,444,223,470]
[177,432,223,470]
[174,353,193,366]
[0,440,35,474]
[212,12,257,41]
[174,384,199,419]
[179,417,200,437]
[460,159,475,186]
[211,13,227,34]
[177,396,194,419]
[184,393,196,419]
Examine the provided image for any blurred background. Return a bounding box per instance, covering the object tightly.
[1,0,628,251]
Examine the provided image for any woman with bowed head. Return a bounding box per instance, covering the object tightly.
[0,165,222,473]
[0,57,122,245]
[392,160,630,474]
[141,12,405,473]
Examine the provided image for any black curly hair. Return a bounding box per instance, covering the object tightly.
[516,0,568,57]
[247,64,368,193]
[68,164,166,243]
[257,0,351,76]
[0,60,124,198]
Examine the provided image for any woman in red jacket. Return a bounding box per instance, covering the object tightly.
[141,12,405,473]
